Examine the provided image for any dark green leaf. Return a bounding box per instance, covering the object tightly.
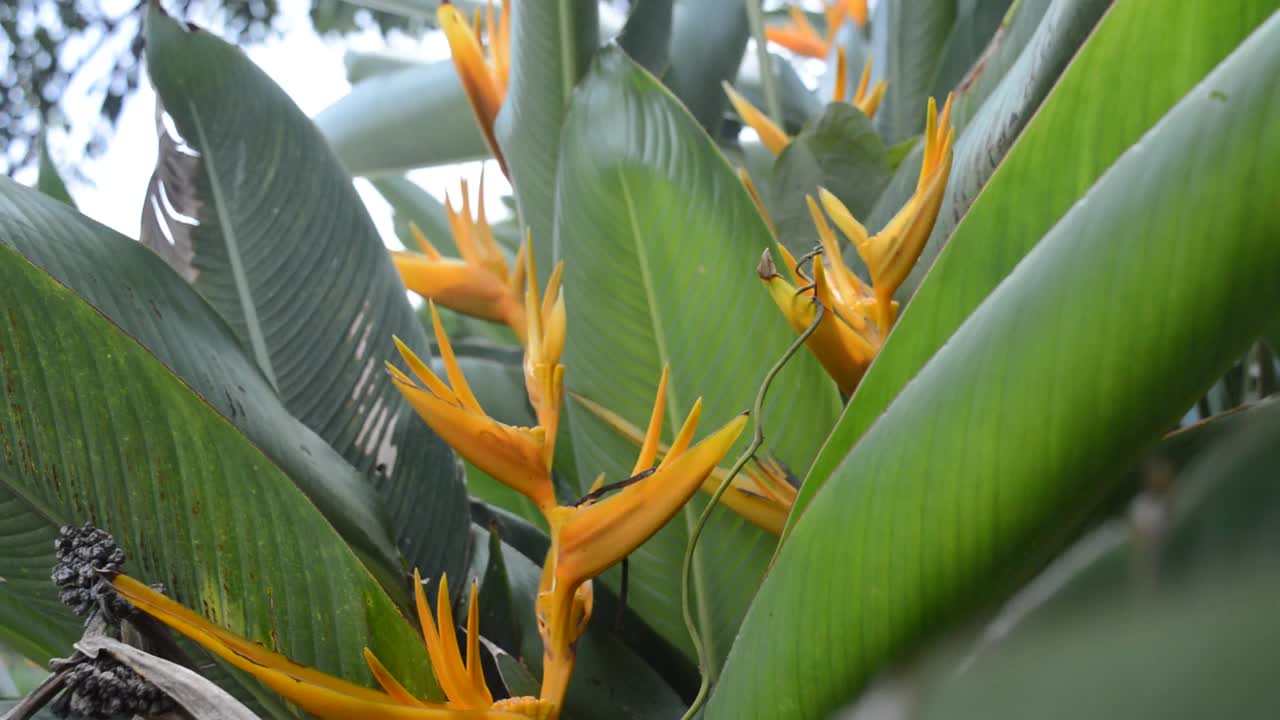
[665,0,749,134]
[140,9,471,593]
[556,46,842,669]
[712,15,1280,716]
[870,0,956,144]
[619,0,674,74]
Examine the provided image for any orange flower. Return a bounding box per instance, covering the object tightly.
[439,0,511,174]
[765,1,866,59]
[391,174,528,342]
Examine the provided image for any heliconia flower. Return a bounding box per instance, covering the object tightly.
[520,243,566,465]
[391,175,528,343]
[108,573,539,719]
[758,95,954,393]
[388,301,557,512]
[439,0,510,175]
[569,389,793,535]
[765,1,866,59]
[533,368,749,707]
[819,93,954,331]
[724,55,885,158]
[833,49,886,118]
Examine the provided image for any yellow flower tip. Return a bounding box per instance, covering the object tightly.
[363,648,427,707]
[408,222,442,260]
[109,573,425,718]
[557,411,749,586]
[739,168,776,236]
[412,572,494,710]
[438,1,507,175]
[833,46,849,103]
[632,366,670,475]
[722,82,791,156]
[846,0,868,28]
[852,58,886,119]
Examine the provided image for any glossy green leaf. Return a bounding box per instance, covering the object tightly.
[665,0,749,134]
[493,0,597,282]
[712,15,1280,717]
[0,174,408,594]
[315,60,488,175]
[140,9,471,594]
[556,47,842,670]
[806,0,1276,519]
[0,239,433,706]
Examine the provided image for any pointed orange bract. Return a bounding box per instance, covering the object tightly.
[438,0,510,174]
[759,95,954,393]
[723,82,790,155]
[765,2,861,59]
[391,175,528,342]
[108,574,533,719]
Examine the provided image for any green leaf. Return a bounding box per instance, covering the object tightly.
[556,47,842,671]
[315,61,488,175]
[916,573,1280,720]
[767,102,891,256]
[493,0,598,282]
[926,0,1015,100]
[806,0,1276,520]
[0,238,433,704]
[665,0,750,134]
[369,175,454,254]
[0,175,408,597]
[711,14,1280,717]
[342,49,422,84]
[35,134,73,208]
[619,0,674,74]
[870,0,957,144]
[140,9,471,595]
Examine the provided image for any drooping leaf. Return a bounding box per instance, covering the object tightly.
[0,239,434,708]
[556,47,842,670]
[711,15,1280,717]
[139,9,471,593]
[493,0,598,283]
[806,0,1276,517]
[315,61,488,176]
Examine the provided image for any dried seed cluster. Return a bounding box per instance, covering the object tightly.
[53,655,175,719]
[51,523,134,622]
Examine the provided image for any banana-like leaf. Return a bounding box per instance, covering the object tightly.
[493,0,597,282]
[343,49,424,84]
[870,0,957,144]
[139,9,472,593]
[0,175,406,599]
[862,0,1111,266]
[315,60,488,176]
[555,47,842,669]
[665,0,750,134]
[711,14,1280,717]
[0,240,434,705]
[805,0,1277,519]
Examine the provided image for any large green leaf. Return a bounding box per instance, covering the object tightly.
[804,0,1277,520]
[710,14,1280,717]
[665,0,750,134]
[0,176,405,593]
[870,0,957,144]
[555,47,842,671]
[493,0,597,282]
[0,240,433,707]
[139,9,471,591]
[315,60,488,176]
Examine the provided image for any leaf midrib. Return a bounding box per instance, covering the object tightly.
[189,104,279,393]
[616,170,720,679]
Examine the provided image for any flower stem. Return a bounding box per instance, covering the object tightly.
[744,0,782,125]
[679,299,825,720]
